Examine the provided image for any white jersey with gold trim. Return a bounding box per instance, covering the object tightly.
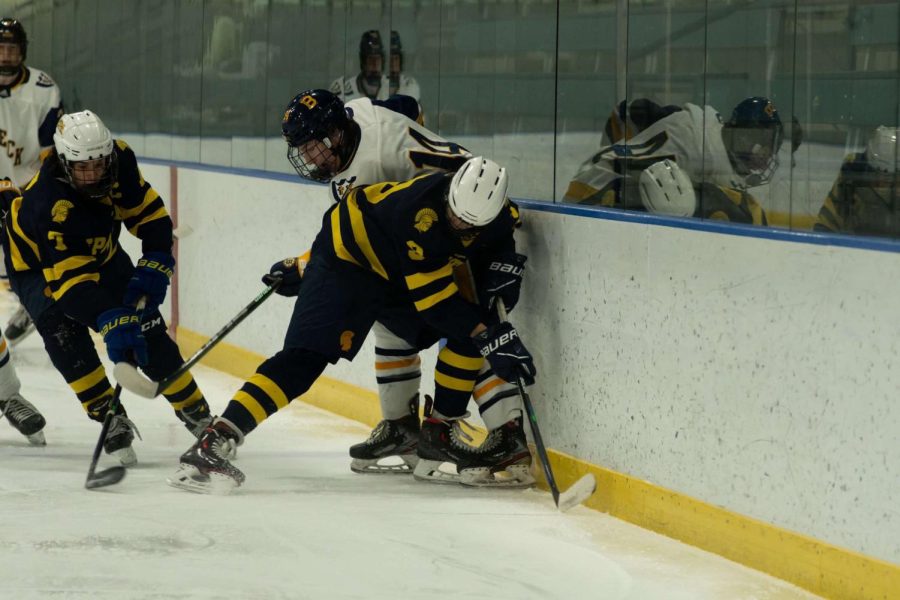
[0,67,63,187]
[328,98,469,203]
[564,103,745,204]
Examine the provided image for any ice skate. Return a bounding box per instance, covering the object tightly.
[104,413,140,467]
[0,393,46,446]
[169,419,244,494]
[458,417,535,488]
[4,304,35,346]
[176,399,214,438]
[349,394,419,474]
[412,397,479,484]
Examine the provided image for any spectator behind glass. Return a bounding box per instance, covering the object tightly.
[330,30,420,102]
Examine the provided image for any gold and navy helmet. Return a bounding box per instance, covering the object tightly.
[722,97,784,187]
[282,89,356,182]
[0,17,27,76]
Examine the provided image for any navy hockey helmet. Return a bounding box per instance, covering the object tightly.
[282,89,356,182]
[390,31,403,73]
[722,97,784,187]
[0,18,27,76]
[359,30,384,79]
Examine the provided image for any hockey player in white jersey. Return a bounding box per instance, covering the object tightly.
[0,178,45,445]
[274,88,532,487]
[329,30,420,102]
[564,96,783,225]
[0,17,64,346]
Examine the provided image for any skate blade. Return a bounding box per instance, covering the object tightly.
[412,458,460,484]
[167,464,241,495]
[26,430,46,446]
[557,474,597,512]
[459,464,535,489]
[350,454,418,474]
[110,446,138,468]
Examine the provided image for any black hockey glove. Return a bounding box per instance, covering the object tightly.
[480,252,526,312]
[262,256,304,296]
[473,321,536,386]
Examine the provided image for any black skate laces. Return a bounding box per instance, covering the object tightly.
[0,395,39,424]
[108,414,142,442]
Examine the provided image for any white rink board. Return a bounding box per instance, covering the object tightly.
[143,159,900,566]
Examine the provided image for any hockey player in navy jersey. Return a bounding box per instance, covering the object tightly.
[0,17,65,346]
[277,89,532,487]
[815,126,900,238]
[3,110,212,466]
[171,158,536,494]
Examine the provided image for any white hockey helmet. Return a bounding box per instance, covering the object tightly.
[638,159,697,217]
[865,126,899,173]
[447,156,509,228]
[53,110,117,198]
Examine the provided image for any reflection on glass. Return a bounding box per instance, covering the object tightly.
[562,96,784,225]
[330,29,420,102]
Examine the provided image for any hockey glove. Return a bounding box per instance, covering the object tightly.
[480,252,527,312]
[124,252,175,309]
[98,308,148,366]
[262,256,304,297]
[473,321,536,386]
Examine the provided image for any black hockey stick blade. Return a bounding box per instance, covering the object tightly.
[85,466,127,489]
[114,282,281,398]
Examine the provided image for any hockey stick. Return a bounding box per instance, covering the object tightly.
[113,281,282,398]
[84,384,127,489]
[495,298,597,512]
[85,297,149,489]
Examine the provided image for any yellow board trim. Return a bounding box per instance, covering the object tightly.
[175,326,900,600]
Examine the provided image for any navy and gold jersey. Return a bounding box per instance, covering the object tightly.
[814,153,900,238]
[4,141,173,325]
[317,171,518,337]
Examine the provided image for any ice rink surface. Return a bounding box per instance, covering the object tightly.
[0,299,822,600]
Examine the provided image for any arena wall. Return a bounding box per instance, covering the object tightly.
[134,158,900,600]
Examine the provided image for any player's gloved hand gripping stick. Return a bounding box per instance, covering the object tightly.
[494,297,597,512]
[113,280,282,399]
[85,297,148,490]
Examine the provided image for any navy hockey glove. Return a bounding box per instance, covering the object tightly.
[480,253,526,312]
[473,321,536,386]
[262,256,304,297]
[98,308,148,366]
[124,252,175,309]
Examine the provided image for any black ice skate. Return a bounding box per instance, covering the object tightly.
[169,419,244,494]
[0,393,46,446]
[458,417,535,488]
[5,305,35,346]
[176,399,214,438]
[412,397,479,484]
[104,413,140,467]
[349,394,419,474]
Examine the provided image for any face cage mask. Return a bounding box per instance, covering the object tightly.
[726,128,781,187]
[62,153,118,200]
[286,131,343,183]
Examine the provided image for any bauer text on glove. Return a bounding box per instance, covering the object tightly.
[124,251,174,308]
[98,308,148,365]
[473,321,536,385]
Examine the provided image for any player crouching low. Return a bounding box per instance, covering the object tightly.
[170,158,537,494]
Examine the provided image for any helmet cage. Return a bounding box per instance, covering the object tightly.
[59,151,118,200]
[282,90,351,182]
